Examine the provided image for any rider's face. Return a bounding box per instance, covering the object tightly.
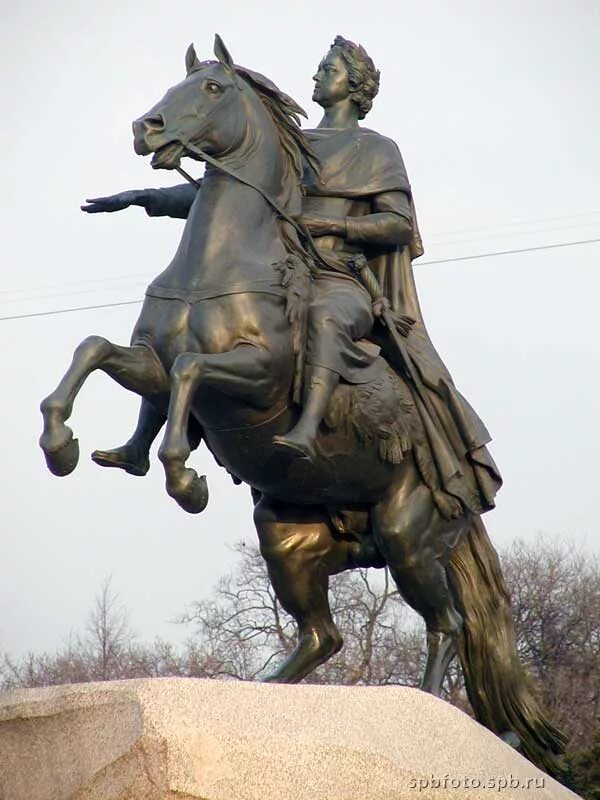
[312,51,351,108]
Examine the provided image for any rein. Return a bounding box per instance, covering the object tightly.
[183,140,303,233]
[177,139,332,270]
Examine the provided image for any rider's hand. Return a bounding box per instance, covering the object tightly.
[81,190,143,214]
[372,296,391,319]
[373,298,415,338]
[301,213,345,237]
[394,313,415,337]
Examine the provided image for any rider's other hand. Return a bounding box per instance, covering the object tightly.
[394,313,415,337]
[301,213,345,237]
[373,298,415,337]
[81,190,142,213]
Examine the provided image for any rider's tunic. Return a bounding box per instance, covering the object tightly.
[301,128,413,384]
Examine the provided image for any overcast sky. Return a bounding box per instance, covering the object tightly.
[2,1,599,660]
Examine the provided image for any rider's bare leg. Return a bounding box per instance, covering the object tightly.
[40,336,169,476]
[372,468,469,697]
[158,344,275,513]
[272,365,339,462]
[91,399,164,476]
[253,496,345,683]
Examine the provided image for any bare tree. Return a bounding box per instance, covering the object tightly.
[568,726,600,800]
[308,567,425,687]
[2,534,598,797]
[1,577,137,688]
[177,542,299,680]
[177,542,426,686]
[85,576,133,680]
[501,537,600,752]
[1,637,90,689]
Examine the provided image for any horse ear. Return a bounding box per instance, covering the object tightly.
[214,34,234,71]
[185,43,201,75]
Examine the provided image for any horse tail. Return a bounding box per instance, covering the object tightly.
[447,517,568,777]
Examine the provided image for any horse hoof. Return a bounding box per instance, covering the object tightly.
[261,672,287,684]
[168,469,209,514]
[41,433,80,477]
[261,629,342,684]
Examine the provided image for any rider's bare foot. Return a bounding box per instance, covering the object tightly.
[91,443,150,477]
[272,432,316,462]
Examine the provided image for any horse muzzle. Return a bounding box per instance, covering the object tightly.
[132,115,166,155]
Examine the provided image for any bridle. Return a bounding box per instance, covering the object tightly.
[180,140,305,236]
[173,138,335,271]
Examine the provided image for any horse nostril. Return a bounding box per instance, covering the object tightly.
[143,114,165,132]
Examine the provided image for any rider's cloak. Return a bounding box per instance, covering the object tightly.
[304,127,502,516]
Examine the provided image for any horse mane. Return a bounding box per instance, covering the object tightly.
[189,59,320,187]
[226,67,319,406]
[234,67,321,184]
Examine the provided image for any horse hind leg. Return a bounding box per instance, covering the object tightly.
[253,497,347,683]
[40,337,169,476]
[372,472,469,696]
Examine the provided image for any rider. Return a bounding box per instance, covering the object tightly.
[86,37,501,517]
[273,36,417,460]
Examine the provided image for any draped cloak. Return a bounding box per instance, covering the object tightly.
[304,127,502,515]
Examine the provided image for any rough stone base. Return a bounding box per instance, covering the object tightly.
[0,678,579,799]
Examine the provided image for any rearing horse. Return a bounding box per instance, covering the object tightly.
[40,36,565,775]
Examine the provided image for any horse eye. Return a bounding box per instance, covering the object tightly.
[206,82,222,94]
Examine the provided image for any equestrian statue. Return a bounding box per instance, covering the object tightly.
[39,34,566,775]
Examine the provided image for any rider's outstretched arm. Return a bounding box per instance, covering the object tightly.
[143,183,199,218]
[81,182,200,219]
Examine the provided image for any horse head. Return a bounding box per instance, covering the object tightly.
[132,36,251,171]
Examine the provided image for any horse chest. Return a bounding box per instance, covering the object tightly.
[187,294,286,354]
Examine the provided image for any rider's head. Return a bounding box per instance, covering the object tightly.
[321,36,380,119]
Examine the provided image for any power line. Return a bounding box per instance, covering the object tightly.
[418,237,600,266]
[0,280,149,306]
[1,236,599,323]
[0,299,141,322]
[0,273,151,297]
[428,209,600,238]
[3,210,599,301]
[428,219,600,248]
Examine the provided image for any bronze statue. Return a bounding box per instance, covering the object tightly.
[40,35,566,775]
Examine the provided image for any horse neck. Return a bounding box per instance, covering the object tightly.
[218,100,282,194]
[160,92,297,290]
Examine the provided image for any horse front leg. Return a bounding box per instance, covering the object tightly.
[40,337,169,476]
[158,344,274,513]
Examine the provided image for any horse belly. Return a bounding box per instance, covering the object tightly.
[204,416,399,506]
[203,368,415,505]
